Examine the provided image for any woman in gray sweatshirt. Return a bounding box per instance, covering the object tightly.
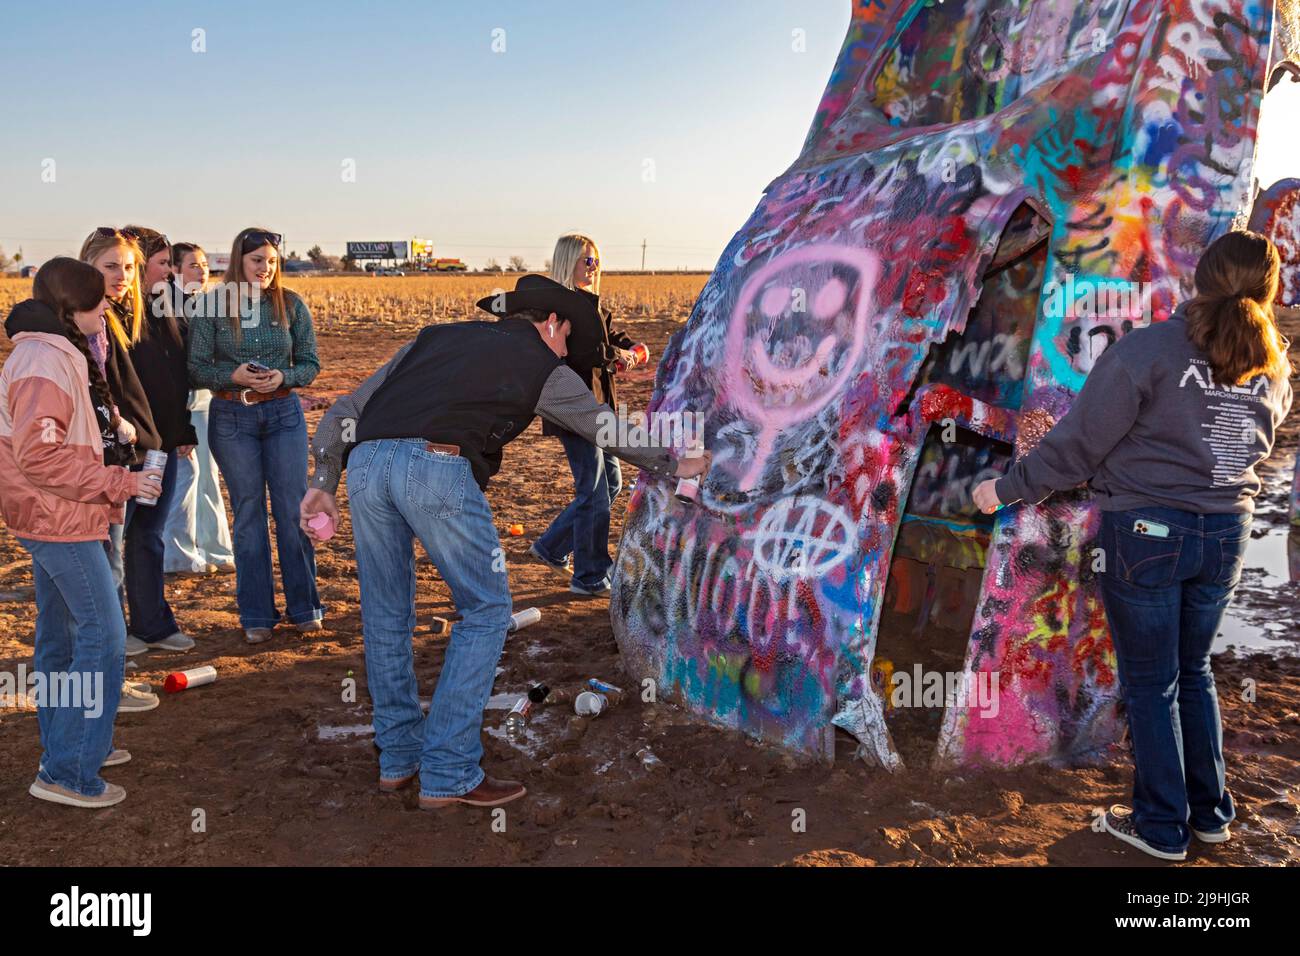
[973,231,1293,861]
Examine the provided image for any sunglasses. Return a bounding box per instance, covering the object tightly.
[241,230,283,252]
[584,256,599,268]
[96,226,170,256]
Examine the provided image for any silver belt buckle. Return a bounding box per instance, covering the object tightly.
[239,389,254,406]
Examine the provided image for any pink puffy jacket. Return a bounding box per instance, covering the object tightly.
[0,331,135,541]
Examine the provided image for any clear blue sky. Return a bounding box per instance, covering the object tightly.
[0,0,851,270]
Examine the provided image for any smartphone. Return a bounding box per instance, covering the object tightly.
[247,361,271,373]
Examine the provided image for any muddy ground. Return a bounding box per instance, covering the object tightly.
[0,306,1297,867]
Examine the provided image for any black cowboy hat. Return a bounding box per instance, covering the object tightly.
[475,274,605,367]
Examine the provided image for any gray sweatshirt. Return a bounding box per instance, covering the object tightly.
[995,311,1293,514]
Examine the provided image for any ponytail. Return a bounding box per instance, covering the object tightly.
[1185,231,1292,386]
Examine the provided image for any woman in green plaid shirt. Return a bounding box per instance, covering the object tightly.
[187,227,323,644]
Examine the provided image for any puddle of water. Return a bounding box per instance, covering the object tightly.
[1241,526,1300,585]
[317,722,373,741]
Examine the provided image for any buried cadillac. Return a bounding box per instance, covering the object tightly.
[610,0,1300,768]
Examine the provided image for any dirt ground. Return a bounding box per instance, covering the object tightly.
[1,304,1298,867]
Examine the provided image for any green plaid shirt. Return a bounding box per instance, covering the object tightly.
[187,290,320,391]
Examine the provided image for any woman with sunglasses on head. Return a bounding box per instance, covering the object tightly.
[530,234,645,596]
[163,243,235,577]
[188,227,323,645]
[105,225,199,657]
[79,228,168,714]
[1,258,164,807]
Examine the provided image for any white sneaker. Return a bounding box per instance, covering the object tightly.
[30,777,126,808]
[149,632,195,652]
[1192,825,1231,844]
[124,635,150,657]
[118,682,160,714]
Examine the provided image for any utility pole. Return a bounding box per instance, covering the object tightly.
[641,238,647,272]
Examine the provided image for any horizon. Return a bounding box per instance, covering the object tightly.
[1,1,1298,274]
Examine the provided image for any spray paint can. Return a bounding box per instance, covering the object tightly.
[507,607,541,633]
[134,449,167,506]
[614,342,651,372]
[574,691,608,717]
[504,696,532,737]
[163,665,217,693]
[674,428,704,504]
[308,512,336,541]
[587,678,624,706]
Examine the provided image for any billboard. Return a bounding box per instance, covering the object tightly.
[410,238,435,260]
[346,241,409,260]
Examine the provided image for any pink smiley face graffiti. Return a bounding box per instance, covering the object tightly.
[723,245,880,492]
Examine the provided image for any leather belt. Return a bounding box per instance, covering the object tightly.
[425,442,461,456]
[214,387,292,406]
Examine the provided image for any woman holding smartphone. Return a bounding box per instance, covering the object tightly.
[188,227,323,644]
[973,231,1293,861]
[1,258,163,807]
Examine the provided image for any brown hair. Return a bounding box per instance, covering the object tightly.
[32,257,119,428]
[1185,230,1292,386]
[78,230,143,351]
[124,224,183,347]
[223,226,289,344]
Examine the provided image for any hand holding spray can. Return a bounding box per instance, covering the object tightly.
[614,343,651,373]
[134,449,167,506]
[674,426,704,504]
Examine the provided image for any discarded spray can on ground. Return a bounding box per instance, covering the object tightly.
[504,697,532,738]
[134,450,168,506]
[433,606,540,636]
[504,683,551,737]
[508,607,541,632]
[574,691,608,717]
[587,678,624,704]
[163,665,217,693]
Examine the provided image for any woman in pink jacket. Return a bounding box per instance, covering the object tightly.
[0,258,162,808]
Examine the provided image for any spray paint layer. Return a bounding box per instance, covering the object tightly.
[612,0,1298,766]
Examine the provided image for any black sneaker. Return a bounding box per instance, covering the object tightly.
[569,582,612,598]
[1101,805,1186,861]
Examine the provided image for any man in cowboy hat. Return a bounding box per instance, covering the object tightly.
[299,274,710,810]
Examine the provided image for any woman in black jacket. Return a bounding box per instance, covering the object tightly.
[81,227,196,658]
[530,234,645,596]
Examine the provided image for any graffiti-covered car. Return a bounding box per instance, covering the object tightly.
[611,0,1300,768]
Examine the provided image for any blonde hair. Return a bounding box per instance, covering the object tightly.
[223,226,289,344]
[549,233,601,294]
[78,230,143,350]
[1185,230,1292,386]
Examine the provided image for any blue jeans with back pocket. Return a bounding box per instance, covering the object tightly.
[347,438,513,798]
[1097,505,1250,853]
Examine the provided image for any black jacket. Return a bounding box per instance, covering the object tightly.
[129,294,198,451]
[542,289,633,438]
[4,299,137,467]
[355,317,561,489]
[104,300,163,463]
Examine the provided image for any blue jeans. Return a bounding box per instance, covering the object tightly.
[1097,505,1249,853]
[124,449,181,642]
[19,537,125,797]
[208,395,322,630]
[348,439,512,798]
[533,430,622,589]
[164,397,235,572]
